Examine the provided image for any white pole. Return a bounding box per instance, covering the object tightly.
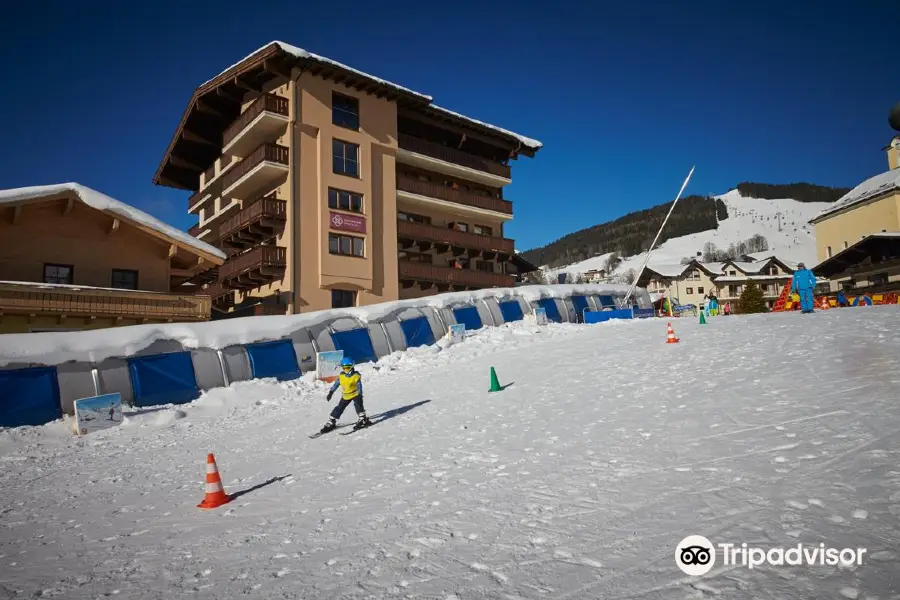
[623,166,696,307]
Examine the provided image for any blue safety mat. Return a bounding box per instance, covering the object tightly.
[246,339,301,381]
[0,366,62,427]
[498,300,524,322]
[331,328,378,364]
[128,352,200,407]
[400,317,435,348]
[452,306,483,331]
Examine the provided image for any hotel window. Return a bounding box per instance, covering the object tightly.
[843,241,848,249]
[698,287,704,294]
[686,287,693,294]
[111,269,139,290]
[476,261,494,273]
[449,222,468,232]
[472,224,493,236]
[331,289,357,308]
[329,233,364,257]
[827,246,833,258]
[328,188,363,213]
[43,263,73,285]
[332,93,359,130]
[332,139,359,177]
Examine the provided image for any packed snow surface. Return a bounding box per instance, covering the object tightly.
[0,183,225,261]
[551,190,830,278]
[2,307,899,598]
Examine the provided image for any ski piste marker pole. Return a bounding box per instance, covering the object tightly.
[623,165,696,308]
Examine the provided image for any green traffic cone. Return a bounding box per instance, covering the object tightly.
[489,367,503,392]
[699,312,707,325]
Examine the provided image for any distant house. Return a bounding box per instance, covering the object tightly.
[0,183,224,333]
[637,255,810,310]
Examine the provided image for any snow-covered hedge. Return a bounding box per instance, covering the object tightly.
[0,284,650,427]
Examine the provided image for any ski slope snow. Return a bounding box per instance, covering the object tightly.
[2,308,900,599]
[549,190,830,279]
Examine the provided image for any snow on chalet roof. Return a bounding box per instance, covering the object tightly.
[812,169,900,222]
[204,41,542,150]
[645,263,690,278]
[0,183,226,261]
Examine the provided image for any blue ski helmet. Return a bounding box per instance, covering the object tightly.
[340,357,354,369]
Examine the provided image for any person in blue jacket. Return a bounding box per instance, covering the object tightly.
[790,262,818,314]
[320,357,371,433]
[837,289,849,307]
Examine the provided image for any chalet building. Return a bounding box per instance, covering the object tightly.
[154,41,541,317]
[0,184,224,333]
[811,133,900,293]
[638,255,810,310]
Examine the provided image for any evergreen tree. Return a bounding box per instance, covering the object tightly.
[737,282,768,314]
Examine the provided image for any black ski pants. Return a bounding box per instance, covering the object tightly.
[330,395,365,420]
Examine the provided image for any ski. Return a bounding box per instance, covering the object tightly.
[308,423,351,438]
[340,419,381,435]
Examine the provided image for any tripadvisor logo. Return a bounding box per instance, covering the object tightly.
[675,535,867,575]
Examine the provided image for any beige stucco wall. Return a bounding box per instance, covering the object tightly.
[813,192,900,262]
[0,200,170,291]
[291,71,400,313]
[887,146,899,171]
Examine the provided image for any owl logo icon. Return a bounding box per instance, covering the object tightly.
[675,535,716,576]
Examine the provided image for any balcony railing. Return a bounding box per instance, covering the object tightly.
[0,282,210,322]
[220,143,289,194]
[399,260,514,289]
[219,195,287,248]
[223,94,290,148]
[397,220,514,254]
[396,176,512,215]
[219,245,287,288]
[398,133,511,179]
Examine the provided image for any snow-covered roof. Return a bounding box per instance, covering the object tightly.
[812,169,900,223]
[0,183,226,261]
[204,41,432,102]
[427,104,542,150]
[204,41,542,151]
[644,263,690,278]
[695,261,726,275]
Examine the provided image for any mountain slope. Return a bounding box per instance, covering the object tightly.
[547,189,832,279]
[523,182,848,271]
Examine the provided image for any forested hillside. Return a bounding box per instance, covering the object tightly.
[736,182,850,203]
[521,195,727,268]
[521,182,847,269]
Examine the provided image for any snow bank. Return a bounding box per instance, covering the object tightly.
[0,183,225,261]
[0,284,637,368]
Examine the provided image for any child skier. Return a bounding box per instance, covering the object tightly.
[321,357,372,433]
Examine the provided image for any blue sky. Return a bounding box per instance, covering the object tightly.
[0,0,895,251]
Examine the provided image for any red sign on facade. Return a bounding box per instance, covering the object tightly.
[329,211,366,234]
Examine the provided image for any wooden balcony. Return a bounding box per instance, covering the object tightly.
[0,282,210,322]
[219,196,287,249]
[221,143,289,199]
[398,260,514,290]
[397,220,514,257]
[188,223,201,237]
[397,133,511,184]
[202,281,234,310]
[396,175,513,216]
[223,94,290,156]
[219,245,287,290]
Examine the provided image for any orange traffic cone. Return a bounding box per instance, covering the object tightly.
[821,297,829,311]
[198,453,231,509]
[666,322,679,344]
